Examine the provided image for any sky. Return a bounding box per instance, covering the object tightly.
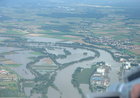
[0,0,139,7]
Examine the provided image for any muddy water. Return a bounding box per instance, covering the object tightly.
[47,49,121,98]
[0,47,35,79]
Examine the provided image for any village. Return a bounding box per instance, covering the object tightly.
[0,66,21,97]
[84,36,137,50]
[0,66,17,82]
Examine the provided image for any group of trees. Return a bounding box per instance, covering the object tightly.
[31,73,57,97]
[63,49,71,55]
[71,67,85,98]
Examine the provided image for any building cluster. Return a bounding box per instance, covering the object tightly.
[113,51,135,62]
[90,62,111,91]
[121,59,140,75]
[84,36,136,50]
[114,51,139,67]
[0,69,17,82]
[0,67,18,89]
[113,52,140,79]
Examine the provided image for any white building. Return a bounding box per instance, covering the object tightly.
[106,63,111,67]
[97,68,106,75]
[0,69,9,75]
[120,58,126,62]
[124,62,131,70]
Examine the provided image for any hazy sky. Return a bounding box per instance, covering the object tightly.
[0,0,139,7]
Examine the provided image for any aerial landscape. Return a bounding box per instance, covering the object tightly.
[0,0,140,98]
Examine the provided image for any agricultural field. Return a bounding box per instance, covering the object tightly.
[0,3,140,55]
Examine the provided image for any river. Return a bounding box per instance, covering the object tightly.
[47,49,121,98]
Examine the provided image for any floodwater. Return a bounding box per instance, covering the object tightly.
[0,47,20,53]
[26,36,62,43]
[0,43,121,98]
[5,50,38,79]
[47,49,121,98]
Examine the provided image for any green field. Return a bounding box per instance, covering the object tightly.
[76,65,97,84]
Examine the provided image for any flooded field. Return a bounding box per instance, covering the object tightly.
[26,36,62,43]
[0,47,21,53]
[4,50,38,79]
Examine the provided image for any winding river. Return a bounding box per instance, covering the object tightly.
[47,49,122,98]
